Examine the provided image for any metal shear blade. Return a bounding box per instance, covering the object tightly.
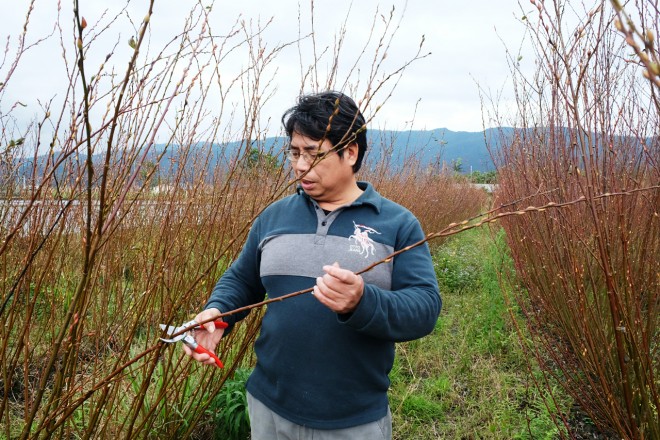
[158,320,229,368]
[159,324,186,343]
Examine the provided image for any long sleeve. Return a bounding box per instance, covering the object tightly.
[339,217,441,341]
[204,217,266,326]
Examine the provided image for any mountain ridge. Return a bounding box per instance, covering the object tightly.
[13,128,509,184]
[205,127,508,172]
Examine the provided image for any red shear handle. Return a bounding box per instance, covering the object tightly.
[194,345,224,368]
[196,320,229,330]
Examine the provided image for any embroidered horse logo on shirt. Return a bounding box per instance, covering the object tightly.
[349,222,380,258]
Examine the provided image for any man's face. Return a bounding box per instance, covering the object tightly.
[289,132,358,206]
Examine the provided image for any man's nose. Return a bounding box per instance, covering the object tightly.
[292,155,310,172]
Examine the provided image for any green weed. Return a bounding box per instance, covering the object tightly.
[207,368,251,440]
[433,238,482,292]
[390,227,572,439]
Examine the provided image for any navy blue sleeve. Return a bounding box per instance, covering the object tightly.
[339,217,441,342]
[204,217,266,326]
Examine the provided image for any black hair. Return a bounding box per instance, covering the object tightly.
[282,91,367,172]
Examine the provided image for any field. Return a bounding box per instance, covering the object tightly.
[1,0,658,438]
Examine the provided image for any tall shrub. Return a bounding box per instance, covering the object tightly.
[492,1,658,438]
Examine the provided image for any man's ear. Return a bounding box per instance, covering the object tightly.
[345,142,359,166]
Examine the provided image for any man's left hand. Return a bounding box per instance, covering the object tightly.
[314,262,364,314]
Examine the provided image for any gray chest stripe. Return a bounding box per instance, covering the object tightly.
[260,234,393,290]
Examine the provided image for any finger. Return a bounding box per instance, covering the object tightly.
[194,349,212,363]
[321,275,340,294]
[183,345,210,363]
[315,277,327,296]
[313,284,340,309]
[316,275,340,298]
[323,262,342,275]
[322,271,356,294]
[198,353,212,363]
[322,264,356,283]
[197,308,221,333]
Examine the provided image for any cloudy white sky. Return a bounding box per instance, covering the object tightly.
[1,1,535,142]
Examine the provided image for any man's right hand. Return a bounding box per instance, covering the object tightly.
[182,307,226,366]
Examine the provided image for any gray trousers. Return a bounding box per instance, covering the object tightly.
[247,391,392,440]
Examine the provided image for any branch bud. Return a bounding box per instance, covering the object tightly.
[643,65,659,79]
[645,30,654,46]
[81,17,87,29]
[651,62,660,76]
[614,19,623,32]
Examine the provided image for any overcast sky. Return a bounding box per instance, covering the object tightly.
[1,1,534,141]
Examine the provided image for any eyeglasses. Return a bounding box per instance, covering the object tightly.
[285,148,331,163]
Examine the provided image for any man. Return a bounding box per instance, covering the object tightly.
[185,91,441,439]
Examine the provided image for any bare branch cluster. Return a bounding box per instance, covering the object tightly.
[490,1,659,438]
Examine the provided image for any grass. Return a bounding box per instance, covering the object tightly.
[389,227,570,439]
[206,368,251,440]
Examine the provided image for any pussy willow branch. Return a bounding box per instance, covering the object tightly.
[611,0,660,90]
[17,3,98,436]
[185,185,660,332]
[0,0,37,95]
[38,185,659,431]
[97,2,154,238]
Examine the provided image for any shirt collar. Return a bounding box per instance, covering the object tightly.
[296,181,382,213]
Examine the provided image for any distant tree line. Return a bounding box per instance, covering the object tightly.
[466,170,497,184]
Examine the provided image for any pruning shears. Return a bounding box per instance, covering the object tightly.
[159,320,229,368]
